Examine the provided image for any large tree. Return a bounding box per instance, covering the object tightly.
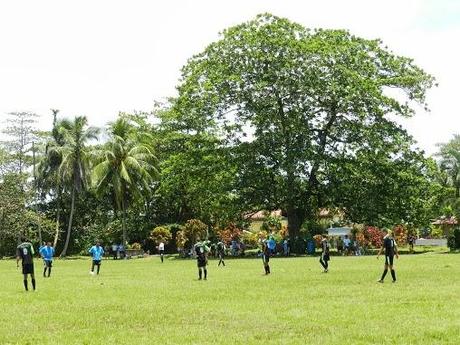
[92,116,158,246]
[174,14,435,237]
[57,116,99,257]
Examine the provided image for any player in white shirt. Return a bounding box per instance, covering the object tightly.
[158,242,165,263]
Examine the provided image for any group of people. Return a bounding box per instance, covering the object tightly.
[15,230,401,291]
[318,229,399,283]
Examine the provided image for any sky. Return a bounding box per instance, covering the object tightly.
[0,0,459,155]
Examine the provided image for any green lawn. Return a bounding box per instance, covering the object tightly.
[1,253,459,345]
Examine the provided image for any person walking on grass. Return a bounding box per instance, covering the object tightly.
[319,234,330,273]
[39,242,55,277]
[261,240,271,275]
[16,237,36,291]
[159,241,165,263]
[217,240,226,267]
[377,229,399,283]
[194,240,210,280]
[89,241,105,275]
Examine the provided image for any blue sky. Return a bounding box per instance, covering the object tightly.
[0,0,458,155]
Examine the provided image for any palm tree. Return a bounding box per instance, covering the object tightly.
[92,117,158,247]
[58,116,99,257]
[36,110,72,248]
[437,135,460,198]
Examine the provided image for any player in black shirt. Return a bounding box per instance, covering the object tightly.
[16,237,36,291]
[319,234,330,273]
[194,240,210,280]
[377,229,399,283]
[217,241,226,267]
[261,240,271,275]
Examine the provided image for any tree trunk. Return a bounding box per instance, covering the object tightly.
[121,198,127,248]
[287,207,302,239]
[60,186,75,257]
[53,188,61,248]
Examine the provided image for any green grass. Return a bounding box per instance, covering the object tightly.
[1,253,459,345]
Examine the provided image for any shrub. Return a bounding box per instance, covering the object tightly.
[241,231,259,248]
[128,242,142,250]
[261,214,282,232]
[313,234,322,248]
[217,223,243,244]
[448,228,460,250]
[364,226,384,248]
[150,226,172,245]
[393,225,407,246]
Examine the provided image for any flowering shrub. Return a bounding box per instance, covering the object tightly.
[217,223,243,244]
[257,230,268,241]
[149,226,172,245]
[364,226,384,248]
[279,225,289,239]
[313,234,322,248]
[183,219,208,244]
[392,225,407,246]
[241,230,259,248]
[128,242,142,250]
[261,214,282,232]
[175,230,187,249]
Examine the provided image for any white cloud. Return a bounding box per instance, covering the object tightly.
[0,0,458,154]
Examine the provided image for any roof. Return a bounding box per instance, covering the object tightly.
[327,227,352,236]
[245,209,284,220]
[431,216,458,225]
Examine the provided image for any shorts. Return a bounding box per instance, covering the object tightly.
[263,254,270,264]
[197,257,207,267]
[44,260,52,268]
[159,250,164,255]
[22,263,34,275]
[93,260,101,266]
[385,255,394,266]
[322,254,330,261]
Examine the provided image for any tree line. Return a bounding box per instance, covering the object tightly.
[1,14,458,256]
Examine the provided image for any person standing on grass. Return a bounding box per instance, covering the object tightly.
[319,234,330,273]
[89,241,105,275]
[217,240,226,267]
[194,240,210,280]
[377,229,399,283]
[158,241,165,263]
[39,242,55,277]
[261,240,271,275]
[16,237,36,291]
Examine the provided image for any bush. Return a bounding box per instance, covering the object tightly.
[128,242,142,250]
[364,226,384,248]
[241,231,259,249]
[217,223,243,244]
[448,228,460,250]
[261,214,282,233]
[150,226,172,245]
[393,225,407,246]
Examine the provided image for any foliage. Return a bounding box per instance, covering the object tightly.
[92,116,158,246]
[175,13,435,238]
[128,242,142,250]
[363,226,385,248]
[260,214,282,233]
[241,230,259,248]
[149,226,172,245]
[217,223,243,244]
[181,219,208,248]
[448,228,460,250]
[430,226,444,239]
[313,234,322,248]
[392,225,407,246]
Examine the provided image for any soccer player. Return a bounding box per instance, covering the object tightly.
[319,234,330,273]
[194,240,210,280]
[377,229,399,283]
[217,240,226,267]
[16,237,36,291]
[261,240,271,275]
[39,241,55,277]
[158,241,165,263]
[89,241,105,275]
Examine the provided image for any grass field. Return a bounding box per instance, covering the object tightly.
[1,253,459,345]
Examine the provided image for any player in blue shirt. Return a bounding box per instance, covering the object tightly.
[39,242,55,277]
[89,241,105,275]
